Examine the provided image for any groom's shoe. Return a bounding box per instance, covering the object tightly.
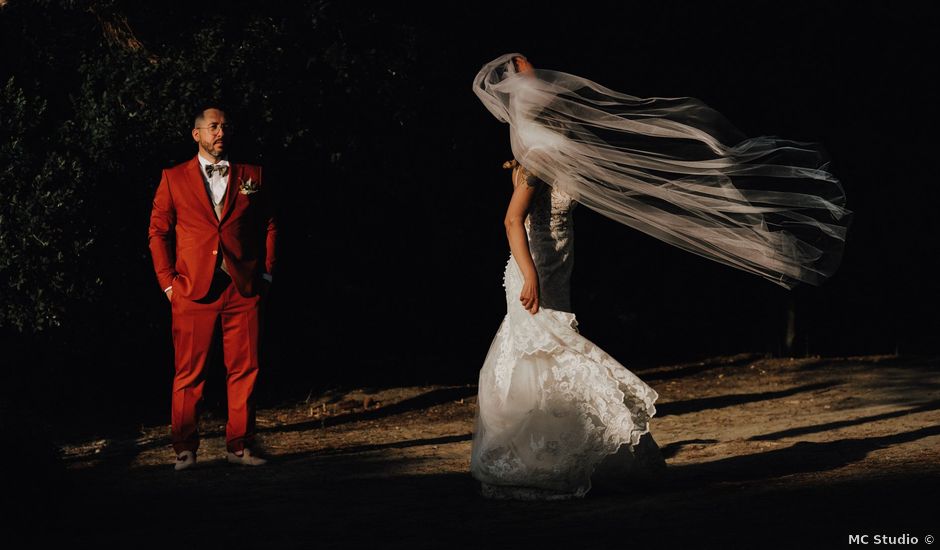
[174,450,196,471]
[227,447,267,467]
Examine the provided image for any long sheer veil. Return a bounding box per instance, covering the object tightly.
[473,53,852,289]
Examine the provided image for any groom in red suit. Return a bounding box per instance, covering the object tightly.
[149,106,276,471]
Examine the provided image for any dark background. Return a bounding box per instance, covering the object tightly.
[1,1,937,449]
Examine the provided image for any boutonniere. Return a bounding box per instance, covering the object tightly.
[239,176,260,195]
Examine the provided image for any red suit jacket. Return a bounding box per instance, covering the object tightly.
[149,156,276,300]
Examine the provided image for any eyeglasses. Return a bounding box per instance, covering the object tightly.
[195,123,234,134]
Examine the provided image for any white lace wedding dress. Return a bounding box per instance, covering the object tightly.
[470,167,664,500]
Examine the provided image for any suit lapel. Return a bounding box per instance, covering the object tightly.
[185,156,218,222]
[220,162,240,224]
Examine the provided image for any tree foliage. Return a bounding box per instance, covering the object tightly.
[0,78,95,331]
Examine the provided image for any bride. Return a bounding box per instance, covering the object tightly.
[469,54,850,499]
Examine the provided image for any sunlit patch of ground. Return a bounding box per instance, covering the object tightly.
[52,353,940,548]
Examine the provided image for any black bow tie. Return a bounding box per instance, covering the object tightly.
[205,164,229,178]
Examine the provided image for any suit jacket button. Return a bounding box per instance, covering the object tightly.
[212,250,217,255]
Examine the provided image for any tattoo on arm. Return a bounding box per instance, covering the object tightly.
[516,165,541,189]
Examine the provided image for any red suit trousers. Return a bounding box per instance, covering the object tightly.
[170,272,261,454]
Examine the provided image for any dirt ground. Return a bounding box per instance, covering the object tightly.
[40,353,940,548]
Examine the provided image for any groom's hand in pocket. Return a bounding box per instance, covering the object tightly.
[259,278,272,299]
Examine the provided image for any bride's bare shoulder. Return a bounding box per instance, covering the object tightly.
[504,159,540,189]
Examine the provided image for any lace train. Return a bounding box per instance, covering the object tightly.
[470,255,661,498]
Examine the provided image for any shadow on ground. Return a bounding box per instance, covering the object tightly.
[18,354,940,548]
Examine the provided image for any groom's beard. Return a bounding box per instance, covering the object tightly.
[200,137,225,160]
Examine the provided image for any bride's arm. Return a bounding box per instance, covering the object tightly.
[505,165,540,314]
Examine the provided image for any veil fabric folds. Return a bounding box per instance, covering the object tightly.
[473,53,851,289]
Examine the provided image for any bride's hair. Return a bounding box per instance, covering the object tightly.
[502,159,519,170]
[512,56,533,73]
